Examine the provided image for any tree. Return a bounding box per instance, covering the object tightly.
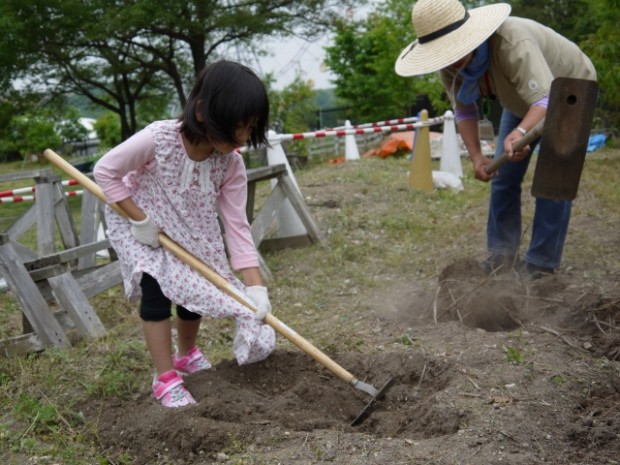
[510,0,619,132]
[578,0,620,133]
[94,112,122,149]
[324,0,449,124]
[0,114,61,160]
[269,75,318,134]
[268,75,318,157]
[0,0,358,141]
[509,0,591,41]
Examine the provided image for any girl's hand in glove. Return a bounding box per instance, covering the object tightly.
[129,216,160,248]
[245,286,272,320]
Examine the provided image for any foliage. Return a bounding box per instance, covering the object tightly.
[578,0,620,134]
[55,107,90,144]
[507,0,619,131]
[324,0,450,123]
[0,99,91,160]
[93,112,122,150]
[0,114,60,159]
[269,75,318,134]
[265,75,318,156]
[0,0,358,141]
[509,0,591,41]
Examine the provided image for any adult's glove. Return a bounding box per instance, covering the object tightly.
[129,216,160,248]
[245,286,271,320]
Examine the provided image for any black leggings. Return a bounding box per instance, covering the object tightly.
[139,273,201,322]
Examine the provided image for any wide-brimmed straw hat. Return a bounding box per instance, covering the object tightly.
[395,0,511,77]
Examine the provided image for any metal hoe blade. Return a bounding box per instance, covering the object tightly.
[351,377,396,426]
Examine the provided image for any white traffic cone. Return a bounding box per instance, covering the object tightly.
[344,120,360,161]
[266,130,307,237]
[439,110,463,178]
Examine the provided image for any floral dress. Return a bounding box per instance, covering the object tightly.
[102,120,275,364]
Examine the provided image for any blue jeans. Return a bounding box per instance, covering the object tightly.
[487,110,572,269]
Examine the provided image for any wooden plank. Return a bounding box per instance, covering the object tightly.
[0,169,51,183]
[52,181,79,250]
[28,263,69,281]
[257,253,272,280]
[0,333,45,357]
[23,240,112,271]
[6,203,36,240]
[78,191,99,269]
[246,164,286,183]
[35,261,123,302]
[74,261,123,298]
[277,173,325,245]
[7,240,38,261]
[245,166,287,239]
[34,181,56,256]
[97,203,117,261]
[0,310,77,357]
[259,235,313,252]
[0,238,71,348]
[246,181,257,223]
[250,184,287,247]
[47,272,106,338]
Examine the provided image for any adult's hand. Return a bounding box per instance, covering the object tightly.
[504,129,532,162]
[472,156,495,182]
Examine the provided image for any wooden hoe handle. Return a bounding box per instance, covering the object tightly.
[484,119,545,174]
[43,149,357,386]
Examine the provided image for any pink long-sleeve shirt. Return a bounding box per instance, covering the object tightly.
[94,122,259,271]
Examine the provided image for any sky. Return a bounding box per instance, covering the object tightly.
[254,35,335,90]
[254,2,378,90]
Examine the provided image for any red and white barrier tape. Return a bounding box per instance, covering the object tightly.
[0,179,80,198]
[0,190,83,203]
[276,116,444,141]
[333,116,419,130]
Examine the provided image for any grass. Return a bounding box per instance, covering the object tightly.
[0,146,619,463]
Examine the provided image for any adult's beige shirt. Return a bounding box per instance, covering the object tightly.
[440,17,597,118]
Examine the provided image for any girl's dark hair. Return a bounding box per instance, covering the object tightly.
[179,60,270,149]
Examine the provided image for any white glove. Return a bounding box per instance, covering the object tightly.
[245,285,271,320]
[129,216,160,248]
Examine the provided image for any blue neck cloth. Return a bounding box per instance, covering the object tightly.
[457,41,490,105]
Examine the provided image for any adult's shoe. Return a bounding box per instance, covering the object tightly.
[480,254,519,276]
[518,261,555,280]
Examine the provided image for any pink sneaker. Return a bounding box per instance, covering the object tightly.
[152,370,196,407]
[173,346,212,375]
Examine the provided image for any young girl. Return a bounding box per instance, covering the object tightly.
[94,60,276,408]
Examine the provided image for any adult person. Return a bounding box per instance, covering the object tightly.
[395,0,596,278]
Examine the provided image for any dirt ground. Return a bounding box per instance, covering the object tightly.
[87,159,620,465]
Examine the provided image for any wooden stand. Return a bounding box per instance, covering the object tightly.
[0,163,324,356]
[246,164,325,252]
[0,170,120,356]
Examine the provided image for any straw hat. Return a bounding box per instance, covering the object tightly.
[395,0,511,77]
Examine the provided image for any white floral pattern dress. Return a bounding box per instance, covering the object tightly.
[99,120,275,365]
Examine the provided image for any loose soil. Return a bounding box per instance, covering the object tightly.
[87,157,620,465]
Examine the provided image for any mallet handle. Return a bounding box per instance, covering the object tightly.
[484,119,545,174]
